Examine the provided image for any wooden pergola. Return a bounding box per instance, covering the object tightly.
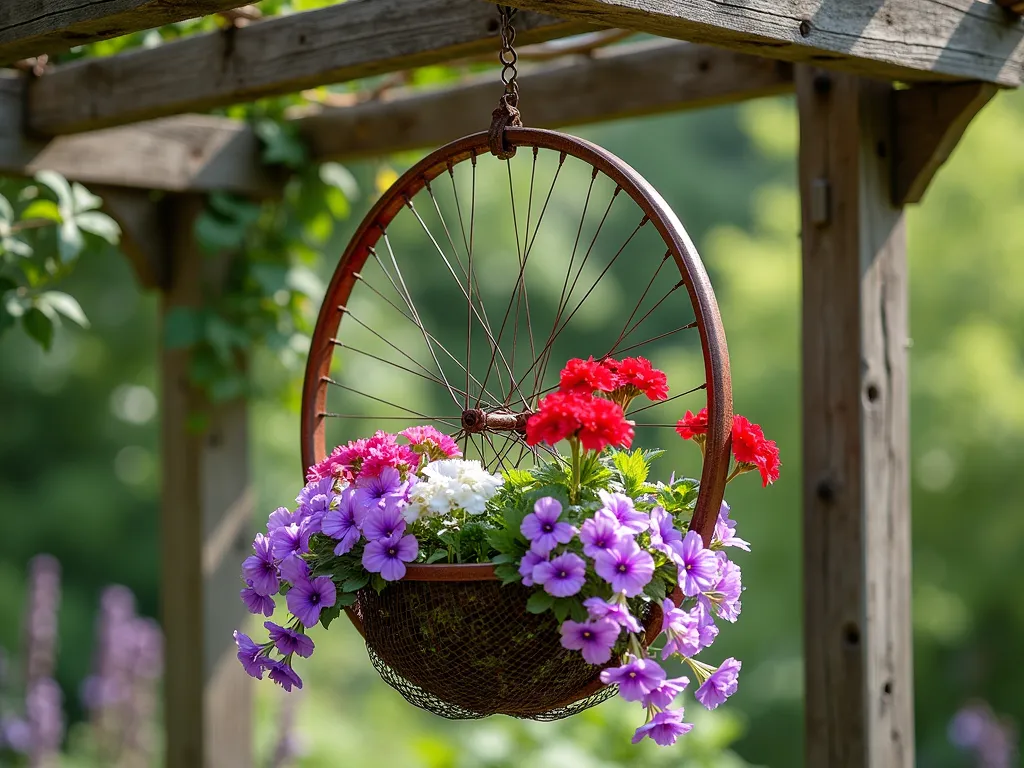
[2,1,1020,765]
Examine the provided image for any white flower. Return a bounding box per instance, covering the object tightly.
[405,459,503,520]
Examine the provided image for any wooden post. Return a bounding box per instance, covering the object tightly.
[160,194,253,768]
[797,67,914,767]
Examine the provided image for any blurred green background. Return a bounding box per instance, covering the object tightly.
[1,75,1023,766]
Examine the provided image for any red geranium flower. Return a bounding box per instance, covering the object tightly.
[526,390,588,447]
[611,356,669,402]
[577,397,634,452]
[559,357,618,395]
[675,408,708,440]
[731,415,781,487]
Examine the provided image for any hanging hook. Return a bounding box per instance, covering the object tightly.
[489,5,522,160]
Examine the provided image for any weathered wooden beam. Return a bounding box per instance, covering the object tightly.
[798,66,915,767]
[495,0,1024,86]
[161,193,253,768]
[25,0,595,136]
[0,0,251,65]
[95,185,169,290]
[298,39,794,162]
[892,81,997,204]
[0,74,278,196]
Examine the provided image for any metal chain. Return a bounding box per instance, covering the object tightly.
[488,5,523,159]
[498,6,519,103]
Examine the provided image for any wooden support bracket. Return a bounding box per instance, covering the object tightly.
[892,82,998,205]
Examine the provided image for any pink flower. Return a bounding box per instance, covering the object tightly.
[400,425,462,461]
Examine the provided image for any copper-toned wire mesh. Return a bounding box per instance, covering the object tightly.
[355,579,654,719]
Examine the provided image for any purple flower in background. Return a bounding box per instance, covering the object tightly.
[279,554,309,585]
[26,677,64,758]
[521,497,575,556]
[518,550,546,587]
[695,657,741,710]
[594,539,654,597]
[270,523,306,561]
[234,631,269,679]
[321,489,362,555]
[643,675,690,709]
[265,622,315,659]
[532,552,587,597]
[268,661,303,692]
[242,533,279,597]
[631,709,693,747]
[268,506,300,533]
[583,595,641,633]
[705,555,742,622]
[648,506,682,555]
[361,505,406,542]
[559,618,621,664]
[671,530,721,597]
[579,511,624,558]
[241,582,275,617]
[714,501,750,551]
[353,467,407,516]
[285,576,337,627]
[600,655,665,702]
[660,599,703,659]
[363,532,418,581]
[598,490,648,534]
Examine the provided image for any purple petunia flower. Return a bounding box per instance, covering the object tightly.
[363,532,418,581]
[270,523,306,561]
[518,550,546,587]
[267,506,300,533]
[704,555,742,622]
[660,599,703,659]
[234,631,269,679]
[643,675,690,709]
[298,492,332,530]
[361,505,407,542]
[670,530,721,597]
[600,654,665,702]
[321,488,362,555]
[631,709,694,747]
[559,618,621,664]
[353,467,407,517]
[267,661,303,692]
[579,510,624,559]
[241,582,275,617]
[265,622,315,659]
[278,554,309,585]
[296,476,336,508]
[532,552,587,597]
[285,576,337,627]
[583,595,641,633]
[695,657,741,710]
[714,501,750,551]
[648,506,683,555]
[241,533,279,597]
[597,490,648,534]
[593,539,654,597]
[521,497,575,556]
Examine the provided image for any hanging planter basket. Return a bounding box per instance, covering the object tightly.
[297,124,733,720]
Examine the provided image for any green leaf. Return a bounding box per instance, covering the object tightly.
[34,170,74,215]
[194,210,248,254]
[342,573,370,592]
[494,563,521,585]
[21,307,53,350]
[644,574,669,603]
[249,263,289,296]
[502,468,535,489]
[425,549,448,564]
[490,553,514,565]
[319,603,343,629]
[162,307,205,349]
[370,573,387,593]
[553,598,571,622]
[38,291,89,328]
[75,210,121,244]
[568,601,589,622]
[285,265,324,298]
[525,591,554,614]
[71,182,102,212]
[57,218,83,262]
[613,448,650,496]
[0,194,15,224]
[21,199,61,222]
[255,118,308,168]
[319,162,359,199]
[336,591,357,608]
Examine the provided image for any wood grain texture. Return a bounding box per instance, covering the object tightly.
[798,66,915,768]
[161,194,253,768]
[0,0,249,64]
[892,81,997,204]
[497,0,1024,85]
[26,0,595,135]
[95,185,168,290]
[298,39,793,161]
[0,74,277,195]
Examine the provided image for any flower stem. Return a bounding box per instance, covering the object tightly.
[570,438,582,504]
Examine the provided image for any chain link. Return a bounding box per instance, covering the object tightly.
[498,6,519,103]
